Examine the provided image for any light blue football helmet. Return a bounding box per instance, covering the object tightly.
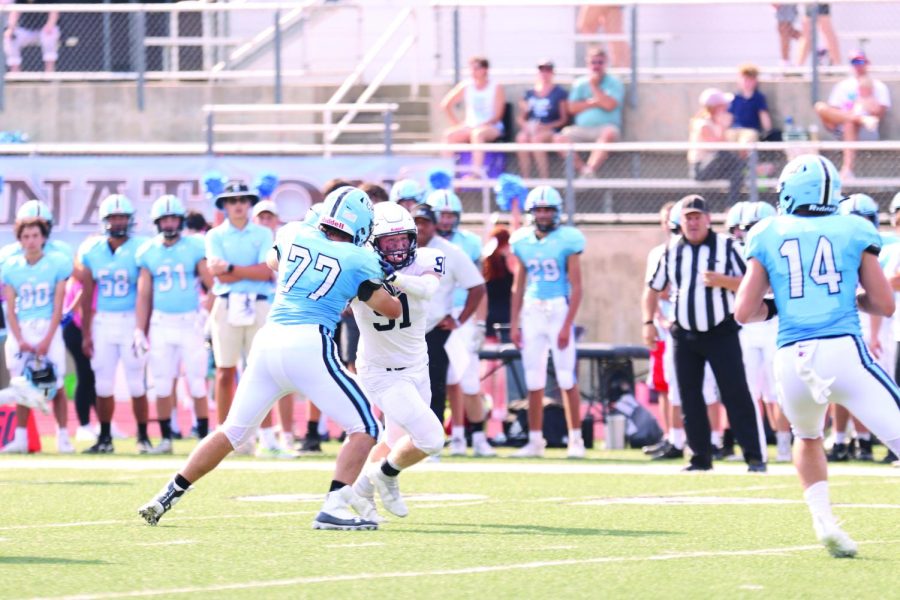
[318,186,374,247]
[777,154,842,216]
[725,201,748,231]
[16,200,54,227]
[668,199,684,232]
[98,194,136,238]
[839,193,879,227]
[150,195,186,238]
[739,201,777,230]
[525,186,563,232]
[426,189,463,235]
[389,179,424,205]
[303,202,325,226]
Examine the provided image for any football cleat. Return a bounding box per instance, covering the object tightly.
[827,442,850,462]
[148,438,173,455]
[56,435,75,455]
[367,464,408,518]
[651,443,684,460]
[813,516,858,558]
[298,436,322,454]
[0,438,29,454]
[136,439,154,455]
[346,486,387,524]
[313,487,379,531]
[256,444,297,459]
[510,440,546,458]
[449,437,467,457]
[83,440,114,454]
[473,437,497,457]
[138,481,190,526]
[567,438,586,459]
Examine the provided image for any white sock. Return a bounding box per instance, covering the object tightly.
[57,427,70,442]
[670,428,685,449]
[528,430,544,445]
[259,426,279,449]
[776,431,792,449]
[856,432,871,442]
[282,432,295,447]
[15,427,27,444]
[472,430,487,445]
[835,431,847,445]
[711,431,722,447]
[451,426,465,441]
[803,480,834,522]
[568,429,582,444]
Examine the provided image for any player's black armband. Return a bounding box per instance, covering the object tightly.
[763,298,778,321]
[357,279,381,302]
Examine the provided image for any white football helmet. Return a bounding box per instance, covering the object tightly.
[371,202,417,269]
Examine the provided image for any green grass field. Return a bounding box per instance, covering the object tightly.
[1,441,898,600]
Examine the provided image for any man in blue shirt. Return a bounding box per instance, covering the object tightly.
[509,186,585,458]
[139,186,401,531]
[553,47,624,178]
[204,182,274,434]
[736,154,900,558]
[136,195,214,455]
[77,195,152,454]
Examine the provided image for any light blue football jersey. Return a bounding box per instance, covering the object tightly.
[1,252,72,322]
[510,225,586,300]
[0,238,74,265]
[268,223,383,331]
[78,236,149,312]
[745,214,881,347]
[449,229,482,308]
[136,235,206,314]
[879,231,900,268]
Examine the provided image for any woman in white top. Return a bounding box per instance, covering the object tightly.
[687,87,745,205]
[440,56,506,178]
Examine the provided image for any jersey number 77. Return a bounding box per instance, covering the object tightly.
[281,243,342,300]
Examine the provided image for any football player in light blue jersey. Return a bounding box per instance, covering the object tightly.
[77,194,153,454]
[509,186,586,458]
[426,189,494,457]
[0,215,74,454]
[736,154,900,558]
[135,195,213,455]
[0,200,73,265]
[139,186,401,531]
[389,178,424,212]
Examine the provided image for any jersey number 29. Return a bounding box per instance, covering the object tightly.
[779,236,842,298]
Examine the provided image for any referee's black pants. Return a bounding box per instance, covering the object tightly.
[426,326,452,424]
[672,320,765,469]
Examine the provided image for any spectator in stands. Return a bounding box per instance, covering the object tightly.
[359,182,389,204]
[774,4,801,69]
[688,88,746,205]
[515,59,570,180]
[440,56,507,179]
[3,0,60,73]
[577,5,628,68]
[554,47,624,179]
[796,3,840,67]
[814,50,891,179]
[727,63,773,143]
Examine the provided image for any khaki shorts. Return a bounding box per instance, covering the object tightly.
[559,124,620,143]
[210,296,270,369]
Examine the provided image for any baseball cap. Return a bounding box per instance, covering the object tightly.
[680,195,709,214]
[410,203,437,223]
[699,87,733,108]
[537,59,554,70]
[252,199,279,218]
[850,49,868,65]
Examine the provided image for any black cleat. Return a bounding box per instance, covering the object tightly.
[827,442,850,462]
[651,442,684,460]
[747,461,768,473]
[298,436,322,454]
[854,438,874,461]
[682,463,712,472]
[642,439,669,455]
[83,440,114,454]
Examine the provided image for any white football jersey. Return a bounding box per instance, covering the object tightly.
[353,247,445,369]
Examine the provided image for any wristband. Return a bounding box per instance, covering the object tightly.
[643,320,654,325]
[227,264,235,274]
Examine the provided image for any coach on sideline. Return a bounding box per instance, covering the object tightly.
[641,195,767,472]
[206,182,274,429]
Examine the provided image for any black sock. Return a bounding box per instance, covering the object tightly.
[470,420,484,432]
[174,473,192,491]
[159,419,172,440]
[307,420,320,438]
[197,418,209,439]
[329,479,348,493]
[99,422,111,443]
[380,458,401,477]
[137,422,149,442]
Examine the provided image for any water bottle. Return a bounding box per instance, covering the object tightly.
[783,116,808,142]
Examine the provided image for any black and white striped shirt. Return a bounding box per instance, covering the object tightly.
[647,231,745,332]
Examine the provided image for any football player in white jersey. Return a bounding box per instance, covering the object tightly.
[135,195,214,454]
[349,202,446,519]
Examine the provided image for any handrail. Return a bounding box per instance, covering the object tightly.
[203,103,399,114]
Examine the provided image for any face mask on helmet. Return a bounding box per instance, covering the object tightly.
[155,215,184,239]
[530,207,560,233]
[374,232,417,269]
[104,214,133,238]
[435,210,460,237]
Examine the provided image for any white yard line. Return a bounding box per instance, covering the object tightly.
[1,457,897,478]
[32,541,900,600]
[323,542,386,549]
[134,540,196,547]
[0,511,313,532]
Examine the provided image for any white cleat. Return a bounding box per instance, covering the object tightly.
[75,425,98,443]
[813,516,858,558]
[10,376,49,414]
[511,440,545,458]
[136,439,154,455]
[148,438,173,455]
[567,438,586,459]
[346,488,387,524]
[138,482,190,527]
[232,440,256,456]
[57,435,75,455]
[255,444,297,459]
[313,487,379,530]
[473,438,497,457]
[367,463,408,518]
[449,437,467,457]
[0,437,29,454]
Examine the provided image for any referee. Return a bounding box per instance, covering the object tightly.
[641,195,766,472]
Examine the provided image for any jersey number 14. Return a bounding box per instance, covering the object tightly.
[779,236,842,298]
